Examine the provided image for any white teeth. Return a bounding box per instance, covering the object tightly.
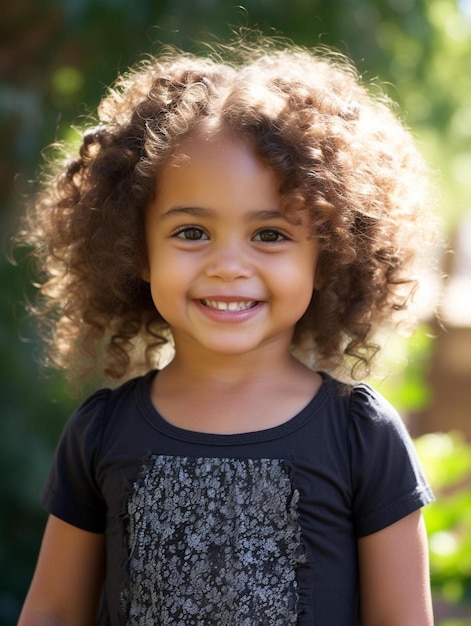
[202,300,255,311]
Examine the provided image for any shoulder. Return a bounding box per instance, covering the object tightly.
[347,380,413,446]
[349,381,399,419]
[42,372,154,532]
[316,372,411,430]
[60,371,153,452]
[342,381,434,535]
[317,374,410,450]
[339,378,416,464]
[319,373,400,425]
[70,371,152,423]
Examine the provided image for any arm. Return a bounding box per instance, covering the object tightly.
[358,509,434,626]
[18,515,105,626]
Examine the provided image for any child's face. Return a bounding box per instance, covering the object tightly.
[144,131,320,361]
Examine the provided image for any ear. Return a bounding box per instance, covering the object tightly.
[314,265,325,291]
[141,263,150,283]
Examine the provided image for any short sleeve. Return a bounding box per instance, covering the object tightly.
[349,383,434,537]
[41,389,110,533]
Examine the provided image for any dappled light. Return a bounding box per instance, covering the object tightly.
[1,1,471,624]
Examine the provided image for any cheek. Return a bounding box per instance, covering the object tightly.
[289,255,318,313]
[147,259,175,312]
[149,279,177,323]
[147,253,195,316]
[149,269,176,298]
[281,254,317,293]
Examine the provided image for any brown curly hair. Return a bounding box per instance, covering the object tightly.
[16,35,437,384]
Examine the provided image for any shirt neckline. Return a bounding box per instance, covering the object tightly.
[136,370,336,446]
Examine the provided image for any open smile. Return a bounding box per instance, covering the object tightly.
[200,299,258,312]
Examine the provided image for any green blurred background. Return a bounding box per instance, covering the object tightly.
[2,1,471,624]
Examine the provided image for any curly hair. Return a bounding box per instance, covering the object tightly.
[16,35,438,384]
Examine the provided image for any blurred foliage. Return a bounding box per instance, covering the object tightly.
[416,432,471,620]
[375,326,471,623]
[370,323,436,416]
[1,0,471,624]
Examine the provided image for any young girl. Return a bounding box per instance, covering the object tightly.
[17,35,437,626]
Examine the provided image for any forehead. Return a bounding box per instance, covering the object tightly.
[154,132,282,213]
[163,131,275,180]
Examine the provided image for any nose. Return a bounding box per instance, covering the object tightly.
[204,240,254,282]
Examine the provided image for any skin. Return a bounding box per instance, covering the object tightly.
[358,510,434,625]
[18,516,105,626]
[143,130,322,433]
[18,130,434,625]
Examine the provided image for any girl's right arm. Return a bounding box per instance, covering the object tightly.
[18,515,105,626]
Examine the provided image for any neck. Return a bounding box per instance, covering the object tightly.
[165,339,297,387]
[151,343,322,435]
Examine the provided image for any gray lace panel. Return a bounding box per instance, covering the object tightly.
[121,456,305,625]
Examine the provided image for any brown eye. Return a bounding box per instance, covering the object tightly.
[254,229,286,242]
[175,227,208,240]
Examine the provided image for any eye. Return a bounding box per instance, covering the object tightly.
[253,229,288,243]
[174,226,208,241]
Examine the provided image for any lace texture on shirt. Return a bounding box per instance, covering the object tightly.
[121,455,306,625]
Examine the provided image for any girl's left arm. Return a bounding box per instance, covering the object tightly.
[358,509,434,626]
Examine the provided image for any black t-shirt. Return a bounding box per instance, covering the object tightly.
[42,370,434,625]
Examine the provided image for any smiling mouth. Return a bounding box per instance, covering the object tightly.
[200,299,258,312]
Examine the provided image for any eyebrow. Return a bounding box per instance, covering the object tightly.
[159,206,285,222]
